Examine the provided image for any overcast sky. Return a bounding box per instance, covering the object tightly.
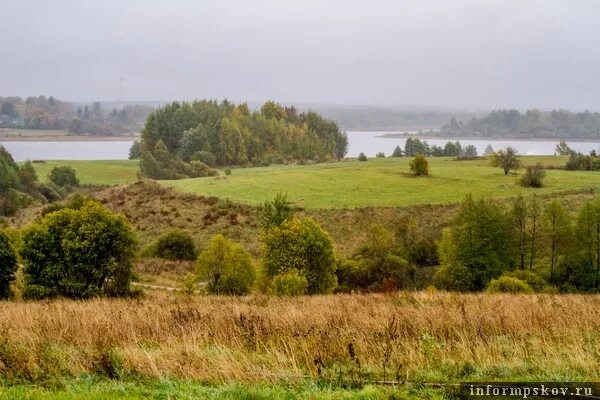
[2,0,599,109]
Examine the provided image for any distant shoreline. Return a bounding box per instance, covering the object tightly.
[0,135,137,142]
[375,133,600,143]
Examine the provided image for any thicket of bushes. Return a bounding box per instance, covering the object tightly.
[147,230,197,261]
[3,181,600,300]
[0,147,71,216]
[20,199,136,299]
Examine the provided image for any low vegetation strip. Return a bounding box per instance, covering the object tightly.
[0,292,597,386]
[29,160,139,186]
[162,156,600,209]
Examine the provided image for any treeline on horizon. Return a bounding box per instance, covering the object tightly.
[438,108,600,139]
[0,96,152,135]
[137,100,349,179]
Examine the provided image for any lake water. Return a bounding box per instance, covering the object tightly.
[346,131,600,157]
[1,141,134,161]
[2,132,600,161]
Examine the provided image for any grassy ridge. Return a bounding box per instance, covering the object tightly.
[29,160,139,186]
[163,156,600,209]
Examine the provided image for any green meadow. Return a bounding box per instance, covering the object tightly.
[163,156,600,209]
[29,160,139,186]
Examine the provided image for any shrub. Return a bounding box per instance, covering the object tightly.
[433,263,476,292]
[271,269,308,296]
[341,224,414,292]
[152,230,197,261]
[37,183,63,202]
[335,259,372,292]
[519,164,545,187]
[260,192,293,229]
[0,230,18,299]
[375,152,385,158]
[191,150,217,167]
[262,217,337,294]
[196,234,255,295]
[40,193,87,217]
[486,276,533,294]
[20,200,136,299]
[409,154,429,176]
[504,270,546,292]
[224,168,232,176]
[49,166,79,187]
[357,152,368,162]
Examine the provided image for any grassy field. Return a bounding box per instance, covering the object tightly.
[0,380,435,399]
[163,156,600,209]
[0,292,597,398]
[29,160,139,186]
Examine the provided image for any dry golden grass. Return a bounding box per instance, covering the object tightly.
[0,292,598,385]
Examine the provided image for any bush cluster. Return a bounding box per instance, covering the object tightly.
[519,164,545,187]
[150,230,197,261]
[409,154,429,176]
[20,200,136,299]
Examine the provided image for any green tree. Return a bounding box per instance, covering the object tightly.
[528,197,541,269]
[196,234,255,295]
[573,199,600,290]
[435,196,514,290]
[433,229,476,292]
[0,230,18,299]
[262,217,337,294]
[344,224,413,291]
[542,201,571,284]
[49,166,79,187]
[128,141,142,159]
[462,144,478,158]
[490,146,521,175]
[18,160,38,189]
[555,140,573,156]
[443,141,461,157]
[511,195,528,269]
[391,145,403,157]
[20,200,136,299]
[260,192,293,229]
[0,146,20,193]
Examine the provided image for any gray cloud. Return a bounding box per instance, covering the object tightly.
[2,0,599,109]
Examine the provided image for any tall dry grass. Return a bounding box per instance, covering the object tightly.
[0,292,598,384]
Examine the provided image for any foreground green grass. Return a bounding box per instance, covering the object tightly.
[29,160,139,186]
[0,379,440,400]
[163,156,600,208]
